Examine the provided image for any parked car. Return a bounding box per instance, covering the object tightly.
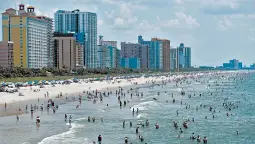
[5,84,18,93]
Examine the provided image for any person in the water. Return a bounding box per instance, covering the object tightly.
[65,114,67,121]
[203,136,207,144]
[136,127,139,134]
[155,123,159,129]
[124,137,128,143]
[36,116,40,124]
[69,115,72,124]
[98,135,102,143]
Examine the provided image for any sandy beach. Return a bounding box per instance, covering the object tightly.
[0,75,165,117]
[0,73,195,117]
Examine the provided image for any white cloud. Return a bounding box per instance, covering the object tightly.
[229,14,255,19]
[175,0,240,8]
[103,1,143,30]
[156,16,160,21]
[161,19,180,27]
[202,0,239,8]
[138,20,157,30]
[160,12,200,29]
[176,12,200,27]
[98,19,104,26]
[175,0,184,4]
[248,28,255,41]
[215,16,233,30]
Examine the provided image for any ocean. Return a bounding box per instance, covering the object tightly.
[0,71,254,144]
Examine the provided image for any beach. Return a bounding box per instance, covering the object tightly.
[0,76,154,117]
[0,71,254,144]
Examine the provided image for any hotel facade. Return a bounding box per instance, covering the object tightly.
[54,10,97,68]
[2,4,53,68]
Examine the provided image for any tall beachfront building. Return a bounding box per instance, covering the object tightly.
[177,43,191,69]
[2,4,53,68]
[54,10,97,68]
[138,35,163,70]
[121,42,149,69]
[151,38,170,71]
[170,48,177,70]
[53,33,84,70]
[97,35,119,69]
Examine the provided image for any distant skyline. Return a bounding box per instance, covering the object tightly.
[0,0,254,66]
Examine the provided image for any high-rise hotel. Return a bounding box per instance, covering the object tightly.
[1,4,53,68]
[54,10,97,68]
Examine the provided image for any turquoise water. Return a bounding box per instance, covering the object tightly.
[0,72,254,144]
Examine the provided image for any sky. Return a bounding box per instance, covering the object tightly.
[1,0,255,66]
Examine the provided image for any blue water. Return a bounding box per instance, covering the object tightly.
[0,72,254,144]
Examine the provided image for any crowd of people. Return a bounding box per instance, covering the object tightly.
[3,71,250,143]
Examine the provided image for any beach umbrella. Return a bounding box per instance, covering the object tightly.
[28,81,33,85]
[34,80,39,85]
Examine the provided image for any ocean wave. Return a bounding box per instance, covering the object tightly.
[38,123,86,144]
[136,113,147,119]
[140,95,156,101]
[99,109,105,112]
[75,117,88,121]
[130,101,158,111]
[177,88,183,92]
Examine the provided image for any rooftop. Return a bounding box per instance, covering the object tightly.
[27,6,34,8]
[5,8,15,11]
[151,38,170,42]
[53,32,75,37]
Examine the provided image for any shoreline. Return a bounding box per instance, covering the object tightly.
[0,71,240,118]
[0,77,160,117]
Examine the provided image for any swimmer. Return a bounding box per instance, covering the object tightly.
[125,137,128,143]
[203,136,207,144]
[98,135,102,143]
[155,123,159,129]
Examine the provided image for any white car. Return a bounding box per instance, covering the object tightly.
[5,85,18,93]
